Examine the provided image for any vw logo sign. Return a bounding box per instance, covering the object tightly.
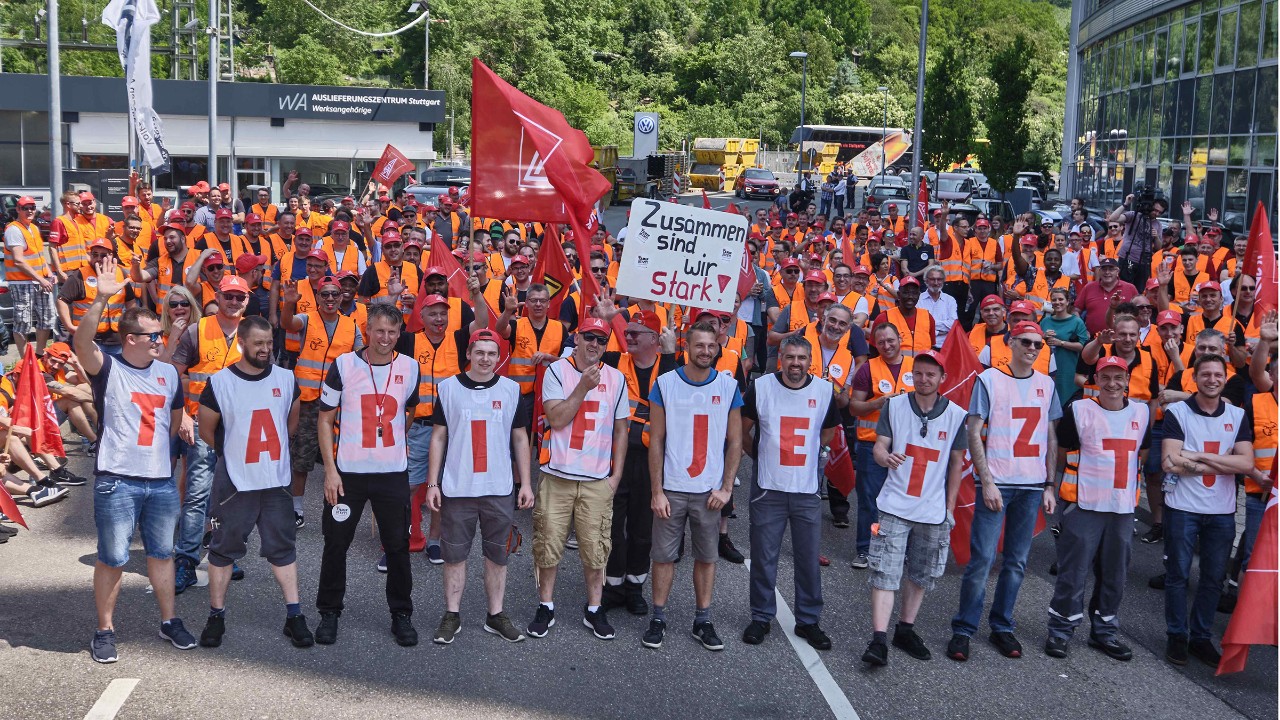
[636,116,656,134]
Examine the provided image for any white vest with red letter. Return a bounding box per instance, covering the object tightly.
[876,394,969,524]
[208,365,296,491]
[96,356,180,480]
[435,374,522,497]
[541,357,628,482]
[752,373,833,494]
[1068,399,1148,513]
[1163,400,1246,515]
[321,351,420,474]
[654,369,739,494]
[977,367,1056,487]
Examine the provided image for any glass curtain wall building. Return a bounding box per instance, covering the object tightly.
[1062,0,1278,233]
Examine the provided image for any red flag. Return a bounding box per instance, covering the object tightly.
[406,233,473,333]
[470,59,612,223]
[0,485,26,529]
[727,202,740,215]
[937,327,983,565]
[840,224,856,270]
[702,189,712,209]
[1218,479,1279,675]
[826,431,856,496]
[533,223,576,318]
[915,177,930,229]
[736,243,756,302]
[567,209,629,338]
[371,144,414,187]
[13,345,65,457]
[1242,202,1277,314]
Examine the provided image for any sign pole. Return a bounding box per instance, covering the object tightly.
[208,0,218,186]
[49,0,63,203]
[908,0,928,233]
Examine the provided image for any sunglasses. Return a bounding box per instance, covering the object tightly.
[1015,337,1044,350]
[623,330,655,339]
[318,291,342,299]
[919,416,929,439]
[1108,225,1120,230]
[18,205,35,211]
[128,331,163,344]
[206,265,225,272]
[167,299,191,309]
[591,267,608,274]
[220,293,248,302]
[581,333,610,346]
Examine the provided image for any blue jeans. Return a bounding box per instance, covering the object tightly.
[1164,506,1234,640]
[951,486,1041,637]
[174,433,218,565]
[1239,493,1266,571]
[406,421,434,488]
[854,442,888,555]
[94,474,180,568]
[748,480,824,625]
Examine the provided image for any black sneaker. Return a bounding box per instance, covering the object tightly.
[159,618,198,650]
[199,615,226,648]
[1166,634,1189,665]
[1044,636,1069,659]
[946,633,970,661]
[742,620,770,645]
[50,466,87,486]
[315,612,339,645]
[484,612,525,643]
[1148,573,1166,589]
[391,612,418,647]
[718,533,744,564]
[832,515,850,529]
[1141,523,1163,544]
[693,621,725,651]
[892,624,931,660]
[583,606,615,640]
[795,623,832,650]
[284,615,314,648]
[1188,638,1222,667]
[642,618,666,649]
[850,553,869,569]
[862,639,889,666]
[376,553,388,573]
[231,562,244,581]
[989,631,1023,658]
[1087,635,1132,661]
[91,629,119,663]
[434,612,462,644]
[295,513,305,530]
[527,605,555,638]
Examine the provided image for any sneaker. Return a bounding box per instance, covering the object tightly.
[1141,523,1163,544]
[832,515,850,529]
[989,631,1023,658]
[850,553,869,570]
[946,633,970,662]
[315,612,339,645]
[284,615,314,648]
[295,513,305,530]
[1188,638,1222,667]
[159,619,198,649]
[1148,573,1166,590]
[426,544,444,565]
[51,466,87,486]
[693,621,725,651]
[565,529,579,550]
[199,615,226,647]
[28,484,68,507]
[892,624,931,660]
[527,605,556,638]
[86,441,98,457]
[376,554,388,573]
[795,623,832,650]
[642,618,666,649]
[0,521,17,536]
[742,620,770,645]
[583,606,615,640]
[391,612,418,647]
[484,612,525,643]
[718,534,744,564]
[434,611,462,644]
[1087,635,1132,661]
[1044,636,1069,659]
[862,639,889,666]
[231,562,244,581]
[90,629,119,663]
[1166,634,1189,665]
[174,559,197,595]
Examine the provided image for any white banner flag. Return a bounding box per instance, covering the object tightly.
[102,0,171,173]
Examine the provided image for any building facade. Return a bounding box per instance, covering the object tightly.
[1062,0,1277,233]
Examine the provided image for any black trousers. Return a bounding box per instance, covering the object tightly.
[606,444,653,584]
[1119,257,1150,291]
[943,281,970,328]
[317,470,413,615]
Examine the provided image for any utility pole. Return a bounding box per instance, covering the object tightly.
[909,0,928,233]
[208,0,218,185]
[49,0,63,201]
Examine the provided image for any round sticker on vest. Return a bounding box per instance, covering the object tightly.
[331,503,352,522]
[878,379,893,394]
[902,372,914,387]
[829,363,843,379]
[86,276,97,287]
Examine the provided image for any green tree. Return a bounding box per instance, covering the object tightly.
[921,44,974,169]
[830,90,911,129]
[977,34,1034,191]
[274,35,344,85]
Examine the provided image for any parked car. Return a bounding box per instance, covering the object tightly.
[734,168,780,200]
[1016,171,1048,198]
[969,198,1016,225]
[404,184,468,207]
[935,173,976,202]
[927,202,982,226]
[865,177,910,208]
[879,199,913,218]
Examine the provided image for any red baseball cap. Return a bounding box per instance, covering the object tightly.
[469,328,504,347]
[899,276,921,288]
[121,196,139,208]
[816,292,838,304]
[16,196,37,207]
[78,191,96,203]
[329,220,350,233]
[510,255,531,266]
[806,253,823,264]
[627,310,662,334]
[86,237,115,253]
[1144,278,1162,291]
[852,265,872,276]
[403,237,423,250]
[422,204,439,213]
[914,350,945,368]
[180,201,196,212]
[305,249,329,263]
[975,219,990,228]
[1009,300,1038,316]
[335,270,360,283]
[217,182,230,192]
[1020,235,1039,247]
[381,220,400,232]
[420,294,449,308]
[203,253,227,268]
[215,208,233,220]
[1157,310,1182,326]
[780,258,801,270]
[1096,355,1131,373]
[381,230,403,244]
[295,227,313,239]
[317,276,343,291]
[578,317,611,337]
[769,219,783,229]
[342,196,355,204]
[694,308,729,321]
[980,295,1004,310]
[803,270,827,284]
[424,266,447,279]
[218,275,249,293]
[190,181,210,193]
[1197,281,1222,293]
[234,254,266,274]
[448,186,460,196]
[244,212,263,225]
[159,221,186,235]
[1010,320,1044,338]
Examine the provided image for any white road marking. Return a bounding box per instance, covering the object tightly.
[745,560,860,720]
[84,679,140,720]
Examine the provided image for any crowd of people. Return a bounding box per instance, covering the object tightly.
[0,179,1273,675]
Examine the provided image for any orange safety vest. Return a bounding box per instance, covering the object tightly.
[509,317,566,394]
[885,306,932,357]
[54,212,86,271]
[184,316,242,414]
[772,280,798,310]
[3,220,47,281]
[251,203,278,225]
[294,312,358,402]
[788,289,815,333]
[369,261,421,301]
[323,243,366,276]
[855,356,915,442]
[411,332,462,418]
[804,325,853,391]
[156,250,197,302]
[616,353,658,448]
[969,323,1006,356]
[1080,345,1156,401]
[965,236,1002,283]
[1171,270,1210,306]
[69,264,128,335]
[1011,271,1071,311]
[937,235,967,283]
[1251,391,1277,493]
[340,301,369,340]
[1180,312,1242,365]
[284,280,319,353]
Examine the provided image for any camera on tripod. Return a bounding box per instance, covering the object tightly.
[1132,185,1162,214]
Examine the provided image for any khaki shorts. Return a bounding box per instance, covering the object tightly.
[868,511,952,591]
[532,471,614,570]
[651,490,720,563]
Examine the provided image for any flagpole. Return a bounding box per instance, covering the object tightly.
[48,0,63,204]
[908,0,928,234]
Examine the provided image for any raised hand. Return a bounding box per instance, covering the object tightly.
[94,257,127,296]
[281,280,301,305]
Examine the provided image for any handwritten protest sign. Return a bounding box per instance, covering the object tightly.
[616,199,748,312]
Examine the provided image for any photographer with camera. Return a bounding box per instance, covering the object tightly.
[1106,190,1167,290]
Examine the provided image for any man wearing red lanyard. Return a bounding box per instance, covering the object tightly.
[314,304,423,647]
